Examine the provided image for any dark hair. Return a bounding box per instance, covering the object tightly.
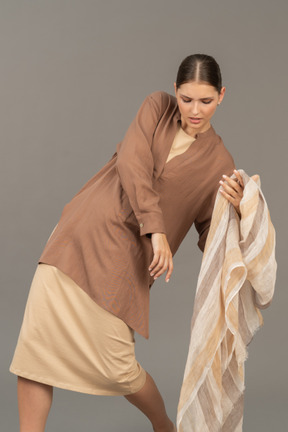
[176,54,222,93]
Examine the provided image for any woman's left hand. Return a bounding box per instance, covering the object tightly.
[219,169,244,217]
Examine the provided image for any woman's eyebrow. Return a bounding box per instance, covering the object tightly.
[180,94,214,100]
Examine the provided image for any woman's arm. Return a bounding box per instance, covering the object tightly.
[194,189,218,253]
[116,91,173,282]
[196,170,258,252]
[115,92,166,237]
[195,163,237,252]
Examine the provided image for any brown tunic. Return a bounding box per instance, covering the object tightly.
[39,91,235,338]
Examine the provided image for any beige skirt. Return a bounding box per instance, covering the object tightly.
[9,263,146,396]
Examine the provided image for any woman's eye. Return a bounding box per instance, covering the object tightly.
[181,98,213,104]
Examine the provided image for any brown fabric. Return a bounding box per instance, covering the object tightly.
[39,91,235,338]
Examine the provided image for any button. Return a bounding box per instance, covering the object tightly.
[139,223,144,228]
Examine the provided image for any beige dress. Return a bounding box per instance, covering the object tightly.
[9,125,196,396]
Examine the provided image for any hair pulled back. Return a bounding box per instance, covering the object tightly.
[176,54,222,93]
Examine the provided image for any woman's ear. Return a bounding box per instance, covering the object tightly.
[218,86,226,104]
[173,82,177,96]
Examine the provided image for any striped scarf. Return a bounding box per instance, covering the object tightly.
[177,169,277,432]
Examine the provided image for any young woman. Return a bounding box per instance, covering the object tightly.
[10,54,245,432]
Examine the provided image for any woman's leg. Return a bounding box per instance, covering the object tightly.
[124,371,176,432]
[17,376,53,432]
[17,373,176,432]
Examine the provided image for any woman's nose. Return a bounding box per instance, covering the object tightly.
[191,102,199,116]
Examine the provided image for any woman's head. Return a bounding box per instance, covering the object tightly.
[175,54,222,93]
[174,54,226,136]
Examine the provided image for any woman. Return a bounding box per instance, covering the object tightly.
[10,54,246,432]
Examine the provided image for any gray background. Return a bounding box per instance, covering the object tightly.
[1,1,287,431]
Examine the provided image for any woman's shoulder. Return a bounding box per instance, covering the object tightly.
[212,131,236,172]
[145,90,177,112]
[148,90,175,101]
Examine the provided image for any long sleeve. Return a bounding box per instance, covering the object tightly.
[195,161,236,252]
[115,92,167,237]
[194,188,218,252]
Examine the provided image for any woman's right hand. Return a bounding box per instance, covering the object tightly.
[148,233,173,283]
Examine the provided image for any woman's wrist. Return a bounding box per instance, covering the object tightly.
[234,206,241,219]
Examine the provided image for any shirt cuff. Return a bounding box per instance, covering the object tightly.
[137,214,166,237]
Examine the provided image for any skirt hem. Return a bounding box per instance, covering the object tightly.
[9,366,147,397]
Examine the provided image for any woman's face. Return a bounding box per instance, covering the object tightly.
[174,81,225,137]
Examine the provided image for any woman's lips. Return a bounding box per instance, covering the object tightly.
[189,117,201,124]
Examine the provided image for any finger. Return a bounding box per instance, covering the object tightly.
[233,170,245,188]
[220,189,238,205]
[220,180,242,199]
[149,252,161,272]
[165,256,174,282]
[220,189,242,216]
[153,256,169,279]
[222,175,244,197]
[150,255,165,277]
[221,175,243,195]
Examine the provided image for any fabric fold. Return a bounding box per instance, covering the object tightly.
[177,169,277,432]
